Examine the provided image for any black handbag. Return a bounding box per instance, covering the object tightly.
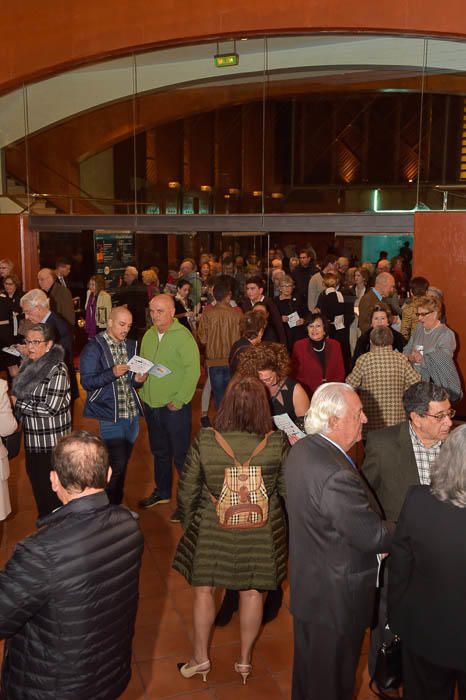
[2,428,22,459]
[370,635,403,698]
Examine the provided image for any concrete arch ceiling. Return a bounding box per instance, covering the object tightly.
[1,34,466,149]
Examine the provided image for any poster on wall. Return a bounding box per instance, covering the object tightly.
[94,231,135,289]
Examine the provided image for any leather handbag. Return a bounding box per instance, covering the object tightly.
[2,427,22,459]
[370,635,403,698]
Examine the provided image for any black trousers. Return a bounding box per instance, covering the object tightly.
[105,439,134,505]
[403,646,466,700]
[25,450,61,518]
[369,561,395,680]
[292,617,366,700]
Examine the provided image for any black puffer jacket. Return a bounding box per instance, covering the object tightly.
[0,492,144,700]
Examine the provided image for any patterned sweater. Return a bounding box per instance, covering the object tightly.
[346,346,420,434]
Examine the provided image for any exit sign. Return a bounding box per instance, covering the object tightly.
[214,53,239,68]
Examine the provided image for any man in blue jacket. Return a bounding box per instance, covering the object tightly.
[80,306,147,504]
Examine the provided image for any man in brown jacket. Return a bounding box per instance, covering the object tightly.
[358,272,395,334]
[197,279,242,408]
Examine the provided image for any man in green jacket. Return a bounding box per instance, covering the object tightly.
[138,294,200,521]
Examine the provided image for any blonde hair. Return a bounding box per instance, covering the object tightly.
[415,295,442,316]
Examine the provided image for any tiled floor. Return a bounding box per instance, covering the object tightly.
[0,380,379,700]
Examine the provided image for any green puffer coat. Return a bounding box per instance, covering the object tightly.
[173,428,289,590]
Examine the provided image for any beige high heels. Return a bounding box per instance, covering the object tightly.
[234,662,252,685]
[177,659,211,682]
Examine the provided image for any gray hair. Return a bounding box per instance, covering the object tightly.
[304,382,356,435]
[125,266,138,278]
[403,381,449,417]
[431,425,466,508]
[370,326,393,348]
[20,288,50,309]
[28,323,54,342]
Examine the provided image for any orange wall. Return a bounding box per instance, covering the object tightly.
[413,212,466,414]
[2,0,466,93]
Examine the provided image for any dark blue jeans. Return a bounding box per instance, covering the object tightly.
[99,418,139,505]
[208,365,230,409]
[143,402,192,500]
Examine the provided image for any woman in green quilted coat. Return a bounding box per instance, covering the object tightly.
[173,375,288,685]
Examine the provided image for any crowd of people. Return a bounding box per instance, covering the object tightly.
[0,242,463,700]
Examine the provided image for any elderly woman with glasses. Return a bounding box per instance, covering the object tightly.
[388,424,466,700]
[11,323,71,518]
[272,275,307,351]
[404,295,462,402]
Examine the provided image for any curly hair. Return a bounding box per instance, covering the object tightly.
[237,342,291,381]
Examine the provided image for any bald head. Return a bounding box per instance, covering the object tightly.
[149,293,175,333]
[375,272,395,298]
[37,268,56,292]
[107,306,132,342]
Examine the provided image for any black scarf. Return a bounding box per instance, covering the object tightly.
[12,344,65,399]
[309,337,327,373]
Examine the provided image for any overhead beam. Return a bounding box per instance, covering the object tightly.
[29,212,413,233]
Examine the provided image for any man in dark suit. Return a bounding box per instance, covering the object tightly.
[114,266,147,341]
[285,382,394,700]
[362,381,453,690]
[37,268,75,327]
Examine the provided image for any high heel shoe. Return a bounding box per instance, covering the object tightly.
[177,660,211,682]
[234,662,252,685]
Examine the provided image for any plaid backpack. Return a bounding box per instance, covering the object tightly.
[210,429,272,530]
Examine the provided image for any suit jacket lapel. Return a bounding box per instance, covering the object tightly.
[398,421,420,487]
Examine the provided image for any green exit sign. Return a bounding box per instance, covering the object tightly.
[214,53,239,68]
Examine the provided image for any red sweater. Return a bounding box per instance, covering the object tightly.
[291,337,345,398]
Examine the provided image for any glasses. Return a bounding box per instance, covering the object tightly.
[25,340,47,347]
[416,310,433,318]
[424,409,456,421]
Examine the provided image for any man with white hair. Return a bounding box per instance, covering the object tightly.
[285,382,394,700]
[20,289,79,404]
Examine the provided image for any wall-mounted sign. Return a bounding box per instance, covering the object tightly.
[95,231,135,289]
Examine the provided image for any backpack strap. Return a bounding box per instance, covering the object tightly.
[212,429,273,467]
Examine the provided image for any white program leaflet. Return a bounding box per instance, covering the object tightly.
[273,413,306,439]
[148,363,173,378]
[2,346,21,357]
[127,355,154,374]
[287,311,300,328]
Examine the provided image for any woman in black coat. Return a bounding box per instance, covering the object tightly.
[388,424,466,700]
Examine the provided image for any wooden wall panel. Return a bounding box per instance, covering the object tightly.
[3,0,466,94]
[413,212,466,414]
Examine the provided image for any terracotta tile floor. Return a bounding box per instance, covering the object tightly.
[0,381,379,700]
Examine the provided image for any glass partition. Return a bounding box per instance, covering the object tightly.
[418,38,466,211]
[2,34,466,217]
[1,86,27,213]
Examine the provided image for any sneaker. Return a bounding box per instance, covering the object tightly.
[200,415,211,428]
[138,492,170,509]
[170,509,181,523]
